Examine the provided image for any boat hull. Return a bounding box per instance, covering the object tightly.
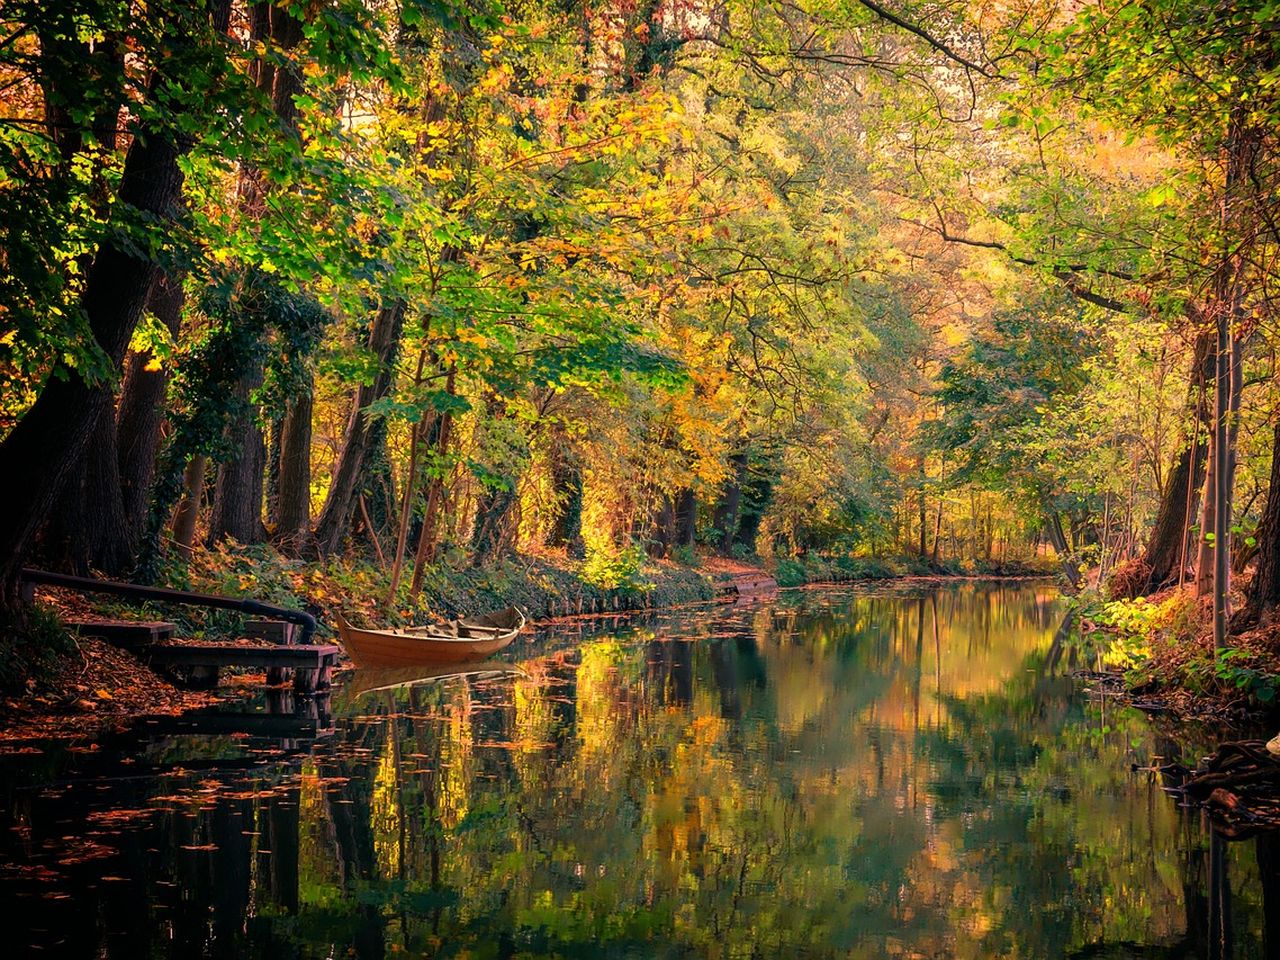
[335,609,524,668]
[347,661,524,697]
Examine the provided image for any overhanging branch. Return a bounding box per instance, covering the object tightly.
[909,207,1134,313]
[855,0,997,78]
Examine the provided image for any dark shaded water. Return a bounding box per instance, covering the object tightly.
[2,583,1278,958]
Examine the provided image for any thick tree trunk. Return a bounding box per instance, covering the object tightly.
[0,67,198,610]
[648,494,676,558]
[1243,417,1280,622]
[273,385,314,555]
[30,22,133,577]
[734,468,772,554]
[409,393,457,597]
[713,451,749,556]
[388,409,428,600]
[675,488,697,549]
[205,2,307,549]
[1117,323,1213,598]
[117,270,186,552]
[470,393,518,568]
[1045,510,1081,588]
[546,436,585,558]
[172,455,207,557]
[1111,325,1215,599]
[314,301,406,554]
[471,488,517,567]
[1133,441,1204,594]
[208,368,267,544]
[362,420,399,541]
[41,404,133,576]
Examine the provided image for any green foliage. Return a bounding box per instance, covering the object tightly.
[1077,591,1196,677]
[671,544,699,567]
[774,557,807,588]
[581,543,653,594]
[1212,649,1280,705]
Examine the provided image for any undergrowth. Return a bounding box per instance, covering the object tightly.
[1071,588,1280,709]
[0,604,74,693]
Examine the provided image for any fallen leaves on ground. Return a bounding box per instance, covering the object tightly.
[0,637,218,744]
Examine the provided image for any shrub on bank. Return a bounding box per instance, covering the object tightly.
[1070,587,1280,711]
[0,604,73,692]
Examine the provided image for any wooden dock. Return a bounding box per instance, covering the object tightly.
[66,619,337,694]
[66,619,175,648]
[146,642,338,693]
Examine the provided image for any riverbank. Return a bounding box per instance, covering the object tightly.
[1071,586,1280,725]
[1,546,1057,744]
[770,553,1056,587]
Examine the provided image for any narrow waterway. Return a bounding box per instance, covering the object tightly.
[1,583,1275,957]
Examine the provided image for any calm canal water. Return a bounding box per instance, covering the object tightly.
[1,582,1276,958]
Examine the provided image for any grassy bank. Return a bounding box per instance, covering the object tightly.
[29,545,1056,647]
[771,554,1056,588]
[38,543,718,645]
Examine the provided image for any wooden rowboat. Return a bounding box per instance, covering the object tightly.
[335,608,525,668]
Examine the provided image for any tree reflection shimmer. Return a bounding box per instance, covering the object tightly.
[1,584,1274,957]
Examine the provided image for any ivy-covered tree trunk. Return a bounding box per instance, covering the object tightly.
[547,437,585,558]
[471,488,518,567]
[207,1,306,549]
[648,494,676,558]
[471,455,519,567]
[208,367,267,544]
[409,383,457,597]
[315,301,406,554]
[735,469,772,555]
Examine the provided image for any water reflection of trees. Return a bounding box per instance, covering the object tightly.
[1,585,1277,958]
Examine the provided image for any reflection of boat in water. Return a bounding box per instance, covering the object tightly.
[335,608,525,667]
[347,660,525,697]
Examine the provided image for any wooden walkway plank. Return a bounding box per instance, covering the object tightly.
[65,620,176,647]
[144,643,339,694]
